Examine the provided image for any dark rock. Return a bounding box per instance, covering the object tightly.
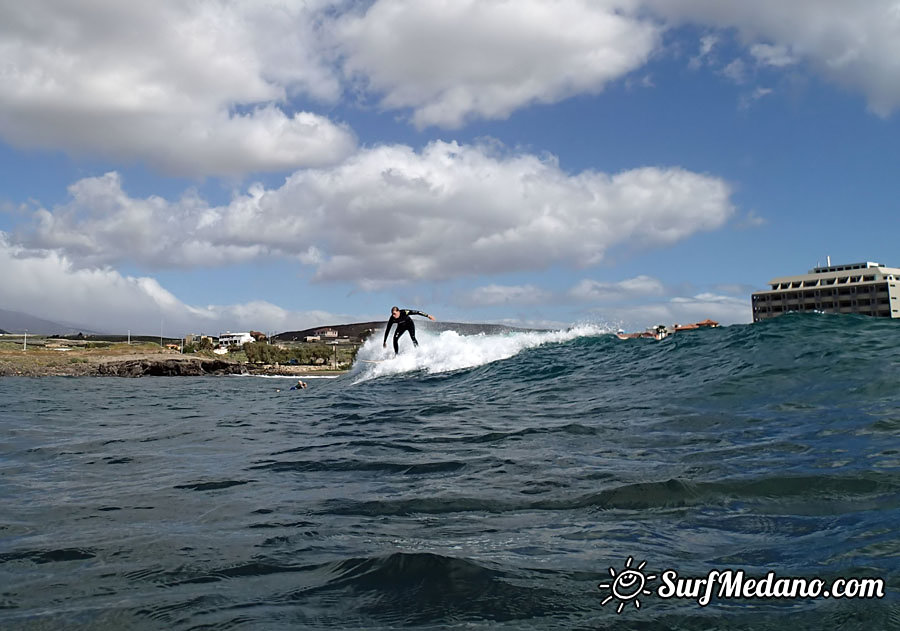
[97,358,244,377]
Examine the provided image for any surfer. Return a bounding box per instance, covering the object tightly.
[383,306,435,354]
[290,380,307,390]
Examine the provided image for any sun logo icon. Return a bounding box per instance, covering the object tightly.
[598,556,656,614]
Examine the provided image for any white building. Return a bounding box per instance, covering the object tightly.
[218,331,254,346]
[752,261,900,322]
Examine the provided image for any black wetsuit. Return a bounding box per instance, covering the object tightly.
[383,309,430,354]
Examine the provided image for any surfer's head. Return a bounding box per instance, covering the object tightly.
[391,306,400,317]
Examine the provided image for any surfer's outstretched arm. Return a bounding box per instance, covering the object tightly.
[383,320,394,348]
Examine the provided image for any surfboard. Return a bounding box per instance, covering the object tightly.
[360,359,391,364]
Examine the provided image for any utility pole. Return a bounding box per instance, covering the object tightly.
[23,329,27,351]
[127,329,131,345]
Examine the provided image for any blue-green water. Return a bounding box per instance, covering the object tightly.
[2,314,898,629]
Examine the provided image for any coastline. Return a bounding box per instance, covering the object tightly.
[0,347,348,378]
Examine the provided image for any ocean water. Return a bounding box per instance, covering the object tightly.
[1,313,898,630]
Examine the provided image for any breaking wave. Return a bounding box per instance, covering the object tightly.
[351,323,613,381]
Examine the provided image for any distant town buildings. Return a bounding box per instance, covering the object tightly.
[673,319,720,332]
[752,260,900,322]
[616,319,718,341]
[184,334,215,347]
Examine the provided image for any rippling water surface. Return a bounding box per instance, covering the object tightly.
[2,314,899,629]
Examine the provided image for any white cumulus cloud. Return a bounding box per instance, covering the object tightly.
[0,0,355,176]
[644,0,900,116]
[749,43,797,68]
[0,233,351,335]
[3,0,899,176]
[336,0,661,128]
[18,141,735,285]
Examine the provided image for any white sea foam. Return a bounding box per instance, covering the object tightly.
[352,323,612,382]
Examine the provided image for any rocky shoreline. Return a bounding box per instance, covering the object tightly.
[0,352,347,378]
[96,357,245,377]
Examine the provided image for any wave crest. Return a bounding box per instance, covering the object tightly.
[352,324,612,381]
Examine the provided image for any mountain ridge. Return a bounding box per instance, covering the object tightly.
[0,309,100,336]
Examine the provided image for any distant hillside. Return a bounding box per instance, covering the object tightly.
[0,309,99,336]
[274,320,540,343]
[274,321,380,342]
[0,328,7,335]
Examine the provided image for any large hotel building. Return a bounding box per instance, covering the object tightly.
[751,261,900,322]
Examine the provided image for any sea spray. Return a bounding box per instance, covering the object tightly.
[351,323,614,381]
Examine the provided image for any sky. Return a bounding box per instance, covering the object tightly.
[1,0,898,335]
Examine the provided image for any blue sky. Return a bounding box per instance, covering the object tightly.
[1,1,898,335]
